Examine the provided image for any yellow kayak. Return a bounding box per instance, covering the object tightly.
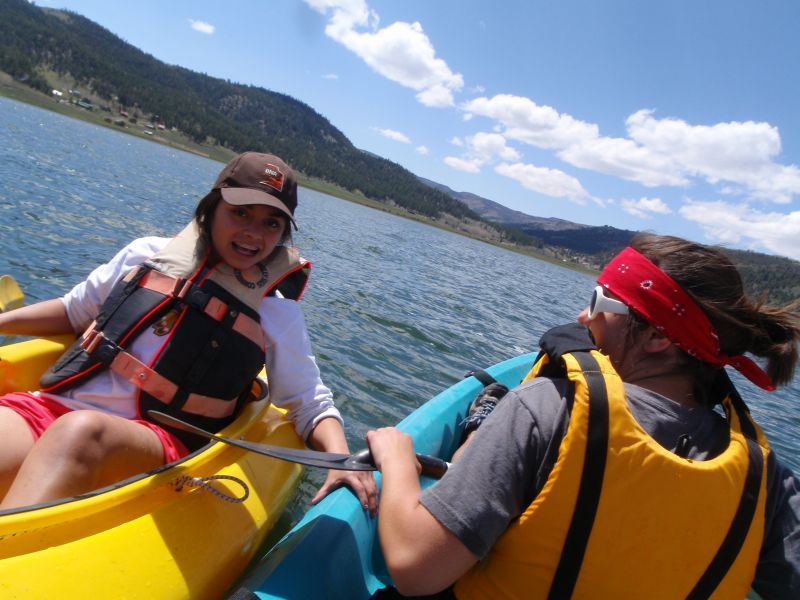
[0,336,304,599]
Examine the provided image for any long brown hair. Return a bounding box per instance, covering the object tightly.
[628,233,800,388]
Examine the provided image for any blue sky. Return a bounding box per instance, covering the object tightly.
[34,0,800,259]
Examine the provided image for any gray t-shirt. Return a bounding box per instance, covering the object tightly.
[420,378,800,599]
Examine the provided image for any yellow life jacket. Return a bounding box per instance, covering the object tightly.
[456,345,769,600]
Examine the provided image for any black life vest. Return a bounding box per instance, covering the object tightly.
[40,223,311,450]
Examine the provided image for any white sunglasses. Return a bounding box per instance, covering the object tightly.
[588,285,629,319]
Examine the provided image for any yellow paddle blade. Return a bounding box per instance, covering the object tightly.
[0,275,24,312]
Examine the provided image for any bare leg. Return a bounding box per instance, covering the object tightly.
[1,410,165,509]
[0,407,36,498]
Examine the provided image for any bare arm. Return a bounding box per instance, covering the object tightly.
[0,299,75,337]
[307,416,378,514]
[367,427,478,596]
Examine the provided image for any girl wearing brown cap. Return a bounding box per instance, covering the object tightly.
[0,152,377,512]
[367,234,800,599]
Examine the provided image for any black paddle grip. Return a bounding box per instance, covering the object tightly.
[351,447,449,479]
[416,454,449,479]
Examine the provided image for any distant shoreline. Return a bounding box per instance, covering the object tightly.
[0,76,595,276]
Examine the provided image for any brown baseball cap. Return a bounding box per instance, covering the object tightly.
[212,152,298,228]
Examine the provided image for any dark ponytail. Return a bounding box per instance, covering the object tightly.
[629,233,800,387]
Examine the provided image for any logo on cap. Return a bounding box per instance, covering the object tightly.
[259,164,285,193]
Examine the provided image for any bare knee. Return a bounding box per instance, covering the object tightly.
[39,410,118,470]
[1,411,119,508]
[2,411,163,508]
[41,410,164,478]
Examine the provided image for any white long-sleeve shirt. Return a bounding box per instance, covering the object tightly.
[41,236,342,440]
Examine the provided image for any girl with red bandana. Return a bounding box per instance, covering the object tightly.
[368,234,800,599]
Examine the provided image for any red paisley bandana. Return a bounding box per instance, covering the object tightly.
[597,246,774,391]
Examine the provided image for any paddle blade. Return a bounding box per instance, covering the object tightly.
[0,275,24,313]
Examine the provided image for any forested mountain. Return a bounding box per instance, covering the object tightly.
[421,178,800,305]
[0,0,490,227]
[1,0,798,304]
[723,249,800,306]
[419,175,589,231]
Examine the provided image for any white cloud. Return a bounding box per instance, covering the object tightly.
[558,136,687,187]
[189,19,215,34]
[495,162,589,204]
[304,1,463,107]
[303,2,800,214]
[626,110,800,203]
[416,83,456,108]
[375,127,411,143]
[621,197,672,219]
[462,94,800,204]
[444,132,594,207]
[470,132,520,162]
[680,200,800,259]
[443,132,520,175]
[304,0,377,33]
[462,94,598,150]
[461,95,685,188]
[416,145,429,155]
[444,156,482,173]
[323,73,339,80]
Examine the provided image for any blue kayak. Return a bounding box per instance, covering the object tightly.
[232,352,537,599]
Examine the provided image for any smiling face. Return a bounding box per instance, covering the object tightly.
[209,199,287,270]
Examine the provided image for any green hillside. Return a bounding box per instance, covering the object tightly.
[0,0,505,231]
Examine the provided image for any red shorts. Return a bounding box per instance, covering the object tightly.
[0,392,189,463]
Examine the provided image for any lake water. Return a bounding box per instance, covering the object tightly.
[1,96,798,529]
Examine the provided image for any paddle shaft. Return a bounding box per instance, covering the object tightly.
[148,411,449,479]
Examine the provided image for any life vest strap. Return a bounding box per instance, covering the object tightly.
[136,268,264,348]
[232,312,265,349]
[548,351,609,600]
[83,329,237,419]
[110,346,237,419]
[686,431,764,599]
[137,267,187,297]
[109,349,178,405]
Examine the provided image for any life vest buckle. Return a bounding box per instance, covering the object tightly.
[80,329,102,354]
[175,278,194,299]
[180,284,231,324]
[79,329,122,365]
